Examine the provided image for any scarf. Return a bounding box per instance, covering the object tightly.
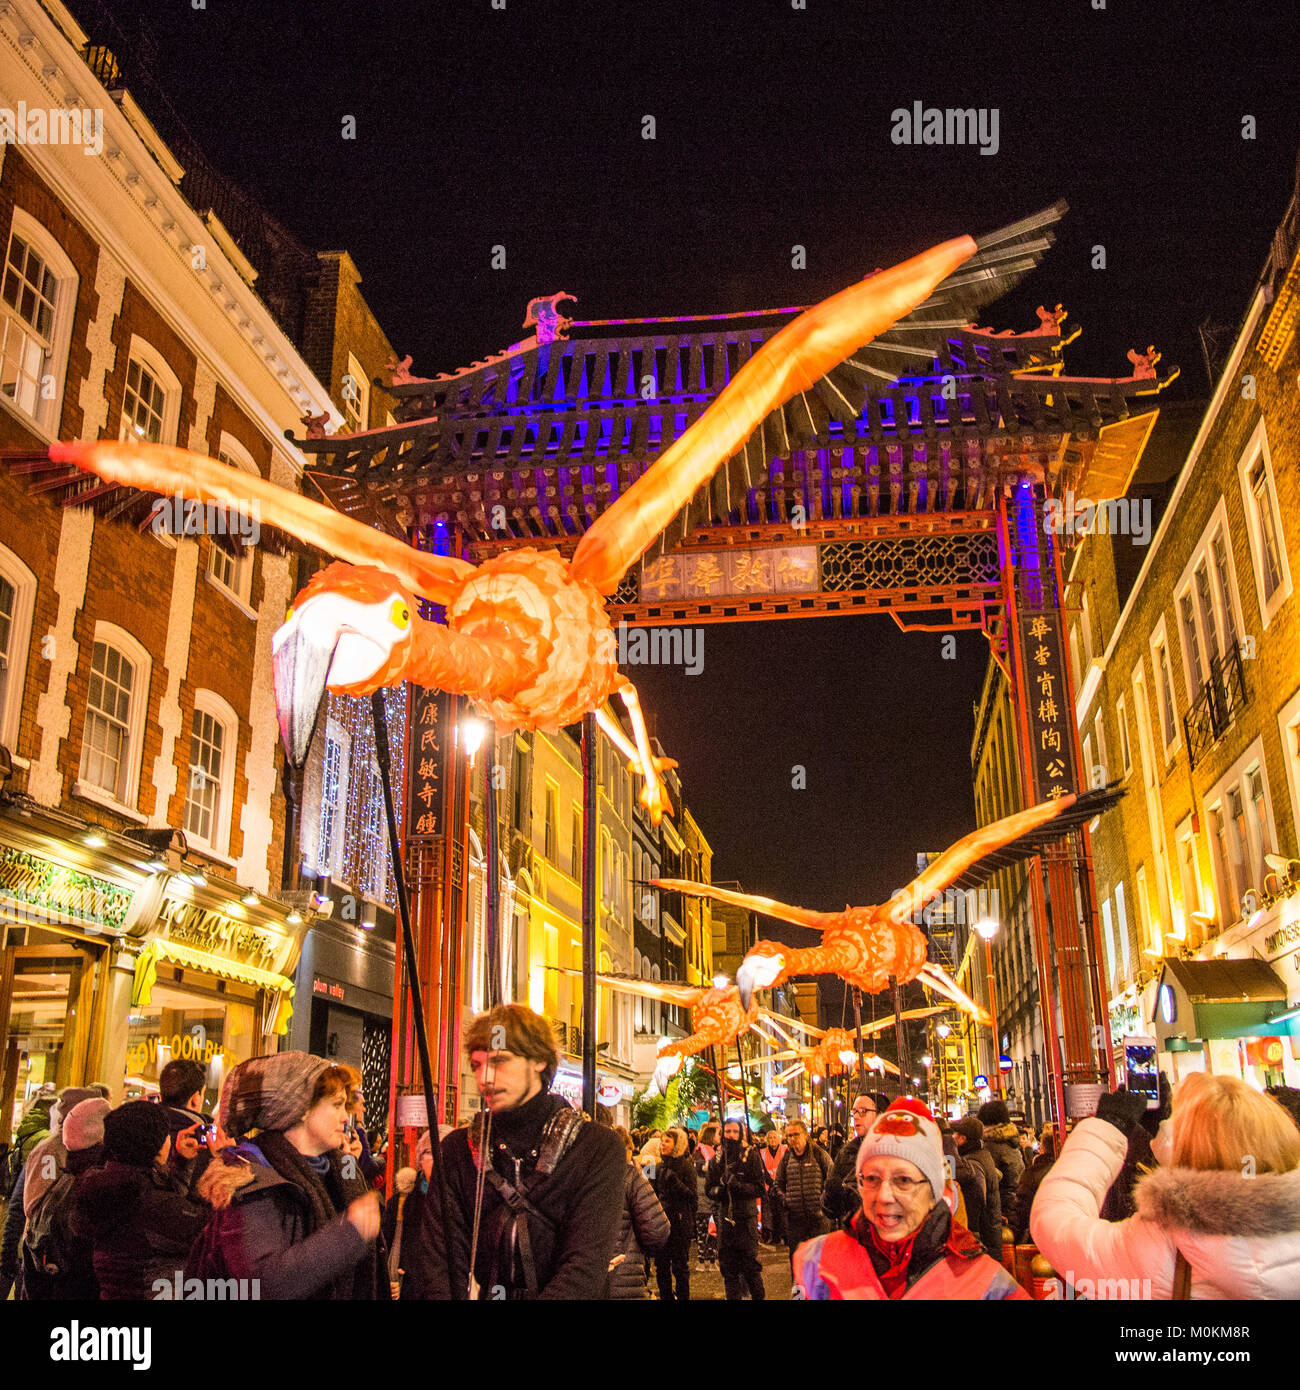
[252,1131,388,1300]
[866,1221,917,1299]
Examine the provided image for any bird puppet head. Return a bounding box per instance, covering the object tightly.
[273,562,416,766]
[736,940,788,1010]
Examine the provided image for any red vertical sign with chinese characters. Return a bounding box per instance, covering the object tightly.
[407,686,448,840]
[1018,610,1078,802]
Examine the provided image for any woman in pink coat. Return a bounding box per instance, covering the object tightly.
[1031,1074,1300,1300]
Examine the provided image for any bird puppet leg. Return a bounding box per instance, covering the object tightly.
[607,676,677,824]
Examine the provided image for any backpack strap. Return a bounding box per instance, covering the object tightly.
[1172,1249,1193,1300]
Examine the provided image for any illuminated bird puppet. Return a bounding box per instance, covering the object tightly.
[15,208,1067,805]
[652,785,1124,1013]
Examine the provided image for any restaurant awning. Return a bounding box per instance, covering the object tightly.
[131,940,297,1032]
[1155,957,1296,1043]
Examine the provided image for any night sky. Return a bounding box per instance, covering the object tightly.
[92,1,1297,992]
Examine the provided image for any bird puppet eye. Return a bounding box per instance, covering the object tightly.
[391,600,411,630]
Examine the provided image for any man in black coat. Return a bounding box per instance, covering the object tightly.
[407,1004,626,1300]
[705,1119,766,1300]
[953,1115,1003,1256]
[822,1092,884,1226]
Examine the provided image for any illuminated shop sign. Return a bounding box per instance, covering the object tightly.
[156,897,281,969]
[125,1029,230,1074]
[0,845,133,931]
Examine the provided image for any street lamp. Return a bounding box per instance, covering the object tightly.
[973,918,1003,1096]
[461,715,486,765]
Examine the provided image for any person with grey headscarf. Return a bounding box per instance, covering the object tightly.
[187,1052,389,1300]
[23,1085,111,1216]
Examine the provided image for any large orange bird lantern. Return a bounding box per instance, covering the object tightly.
[652,785,1123,1011]
[23,211,1062,807]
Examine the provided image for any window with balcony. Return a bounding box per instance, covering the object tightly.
[0,213,77,436]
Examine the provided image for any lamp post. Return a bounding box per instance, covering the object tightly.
[974,917,1003,1097]
[936,1022,951,1117]
[920,1053,933,1112]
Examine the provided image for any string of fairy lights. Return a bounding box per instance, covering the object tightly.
[318,685,407,913]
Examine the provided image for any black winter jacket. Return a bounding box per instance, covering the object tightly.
[609,1163,669,1298]
[653,1150,698,1229]
[705,1143,765,1225]
[407,1090,627,1300]
[958,1138,1003,1254]
[822,1134,862,1224]
[982,1122,1026,1208]
[191,1142,388,1300]
[72,1160,208,1300]
[776,1144,831,1222]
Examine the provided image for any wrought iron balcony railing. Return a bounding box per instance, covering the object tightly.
[1183,645,1249,770]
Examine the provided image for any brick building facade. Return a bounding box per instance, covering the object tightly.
[1064,159,1300,1089]
[0,0,337,1132]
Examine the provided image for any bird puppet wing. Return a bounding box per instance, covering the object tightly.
[570,204,1066,592]
[646,878,829,931]
[883,784,1125,927]
[36,440,473,605]
[544,963,706,1009]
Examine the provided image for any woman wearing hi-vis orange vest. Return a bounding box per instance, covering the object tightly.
[794,1099,1028,1301]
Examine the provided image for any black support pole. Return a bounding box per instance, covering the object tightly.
[852,986,865,1083]
[581,713,598,1115]
[890,974,909,1098]
[371,692,458,1297]
[483,719,501,1008]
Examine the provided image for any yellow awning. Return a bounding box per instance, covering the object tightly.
[131,940,297,1033]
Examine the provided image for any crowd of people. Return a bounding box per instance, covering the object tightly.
[4,1002,1300,1301]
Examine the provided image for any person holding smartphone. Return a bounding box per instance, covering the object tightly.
[159,1058,215,1200]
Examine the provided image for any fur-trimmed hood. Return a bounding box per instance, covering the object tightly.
[1137,1164,1300,1237]
[196,1145,291,1212]
[982,1122,1021,1146]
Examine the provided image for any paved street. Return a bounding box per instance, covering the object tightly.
[687,1241,795,1301]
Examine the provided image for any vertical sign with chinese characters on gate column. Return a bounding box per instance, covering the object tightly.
[406,686,448,840]
[1019,610,1078,802]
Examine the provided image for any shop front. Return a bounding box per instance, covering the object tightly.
[126,884,307,1112]
[1153,955,1300,1090]
[0,798,309,1138]
[549,1060,633,1127]
[286,912,396,1135]
[0,802,150,1141]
